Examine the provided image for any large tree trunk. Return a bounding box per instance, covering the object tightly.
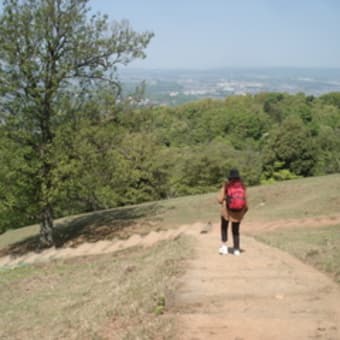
[39,204,54,247]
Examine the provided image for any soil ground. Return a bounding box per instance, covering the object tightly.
[172,221,340,340]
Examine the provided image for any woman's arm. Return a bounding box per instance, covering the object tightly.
[244,189,249,213]
[217,185,225,204]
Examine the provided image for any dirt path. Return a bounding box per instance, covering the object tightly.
[173,223,340,340]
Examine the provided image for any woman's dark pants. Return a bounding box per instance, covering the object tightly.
[221,216,240,250]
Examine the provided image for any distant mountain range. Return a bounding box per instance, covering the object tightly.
[118,67,340,106]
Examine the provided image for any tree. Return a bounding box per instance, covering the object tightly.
[262,116,318,178]
[319,92,340,109]
[0,0,153,245]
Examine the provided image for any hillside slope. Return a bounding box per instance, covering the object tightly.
[1,174,339,253]
[1,175,340,339]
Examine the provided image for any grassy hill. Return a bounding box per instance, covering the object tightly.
[0,174,339,339]
[1,174,340,252]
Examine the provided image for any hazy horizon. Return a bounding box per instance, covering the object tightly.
[119,65,340,71]
[91,0,340,70]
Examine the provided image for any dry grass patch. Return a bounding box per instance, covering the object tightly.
[247,174,340,221]
[0,236,194,340]
[255,225,340,284]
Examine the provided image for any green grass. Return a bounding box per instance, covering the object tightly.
[246,173,340,221]
[1,174,340,253]
[0,236,194,340]
[255,225,340,284]
[0,224,40,250]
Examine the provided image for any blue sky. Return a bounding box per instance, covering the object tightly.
[90,0,340,69]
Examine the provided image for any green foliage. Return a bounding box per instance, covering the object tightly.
[168,141,234,196]
[313,126,340,174]
[262,116,318,178]
[0,132,40,232]
[223,100,269,149]
[319,92,340,109]
[262,92,285,122]
[261,162,300,184]
[113,132,169,204]
[0,0,153,239]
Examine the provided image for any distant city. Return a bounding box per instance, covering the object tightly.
[118,67,340,106]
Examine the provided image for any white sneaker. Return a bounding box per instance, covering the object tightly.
[234,249,240,256]
[219,244,228,255]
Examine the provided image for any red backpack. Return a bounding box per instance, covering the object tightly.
[225,180,246,211]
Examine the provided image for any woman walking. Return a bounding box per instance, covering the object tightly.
[217,169,248,256]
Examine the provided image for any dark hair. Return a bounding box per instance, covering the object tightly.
[228,168,240,180]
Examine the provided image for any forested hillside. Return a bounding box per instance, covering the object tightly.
[1,90,340,233]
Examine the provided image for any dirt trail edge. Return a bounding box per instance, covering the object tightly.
[173,223,340,340]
